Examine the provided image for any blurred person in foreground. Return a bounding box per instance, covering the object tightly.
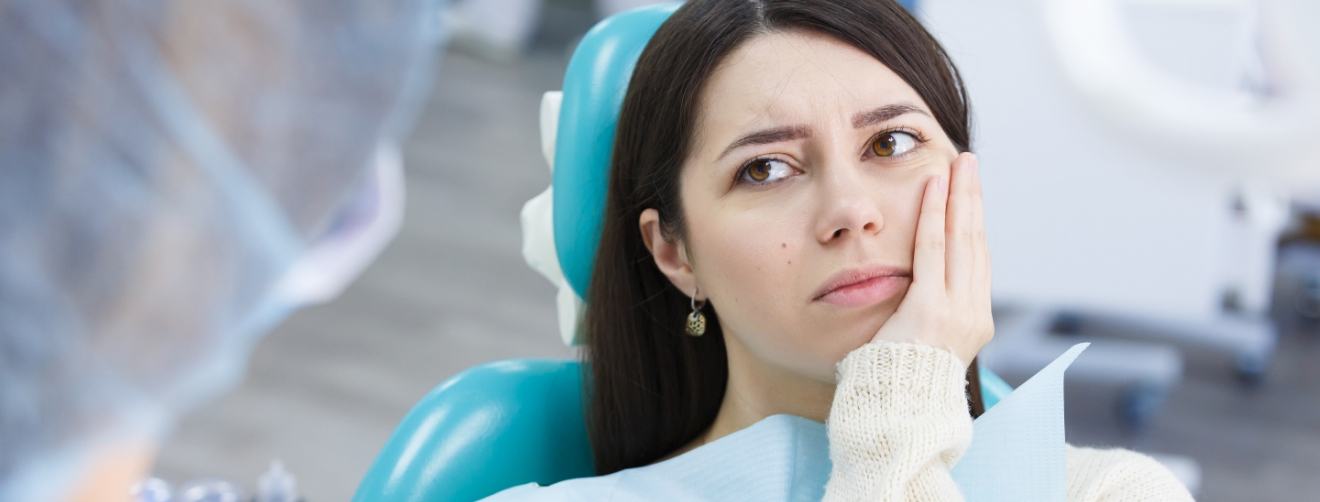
[0,1,442,500]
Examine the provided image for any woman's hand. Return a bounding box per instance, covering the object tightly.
[868,153,994,367]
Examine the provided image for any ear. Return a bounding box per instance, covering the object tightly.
[639,208,699,299]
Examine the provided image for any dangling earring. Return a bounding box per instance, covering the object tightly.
[686,288,707,337]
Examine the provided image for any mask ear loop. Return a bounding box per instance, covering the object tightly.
[270,143,406,307]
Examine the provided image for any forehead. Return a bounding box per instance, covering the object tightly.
[694,30,928,142]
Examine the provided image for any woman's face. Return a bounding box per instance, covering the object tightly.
[643,30,959,384]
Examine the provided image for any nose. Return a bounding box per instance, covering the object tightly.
[814,164,885,245]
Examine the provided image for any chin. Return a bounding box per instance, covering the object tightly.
[831,305,897,353]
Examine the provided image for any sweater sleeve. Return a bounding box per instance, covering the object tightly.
[823,341,972,502]
[1066,447,1195,502]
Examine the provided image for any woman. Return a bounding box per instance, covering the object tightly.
[495,0,1193,499]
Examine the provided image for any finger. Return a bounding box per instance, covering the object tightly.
[967,154,990,286]
[968,155,994,309]
[912,174,948,293]
[946,153,977,292]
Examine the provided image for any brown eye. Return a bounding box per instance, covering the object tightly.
[747,159,772,181]
[737,158,793,186]
[870,131,919,157]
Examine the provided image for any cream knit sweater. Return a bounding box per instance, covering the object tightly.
[824,341,1195,501]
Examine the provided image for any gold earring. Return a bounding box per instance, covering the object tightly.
[686,290,707,337]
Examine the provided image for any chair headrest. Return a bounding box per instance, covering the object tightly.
[542,3,680,299]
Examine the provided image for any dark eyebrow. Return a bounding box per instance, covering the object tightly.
[717,125,811,160]
[715,104,929,161]
[851,103,930,129]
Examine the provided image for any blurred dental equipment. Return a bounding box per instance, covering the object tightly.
[130,460,301,502]
[920,0,1320,429]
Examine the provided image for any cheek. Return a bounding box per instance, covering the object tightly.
[688,211,840,375]
[884,148,958,242]
[691,212,799,315]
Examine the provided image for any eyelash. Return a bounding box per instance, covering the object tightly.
[732,127,931,188]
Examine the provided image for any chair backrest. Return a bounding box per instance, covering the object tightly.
[353,2,1016,500]
[353,360,594,502]
[351,358,1010,501]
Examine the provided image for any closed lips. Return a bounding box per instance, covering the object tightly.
[813,266,911,301]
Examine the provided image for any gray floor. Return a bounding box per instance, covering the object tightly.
[156,18,1320,502]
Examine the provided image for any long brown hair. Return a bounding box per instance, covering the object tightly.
[584,0,981,476]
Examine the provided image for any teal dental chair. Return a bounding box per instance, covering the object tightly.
[352,4,1011,501]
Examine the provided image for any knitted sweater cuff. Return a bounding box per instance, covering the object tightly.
[834,341,970,417]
